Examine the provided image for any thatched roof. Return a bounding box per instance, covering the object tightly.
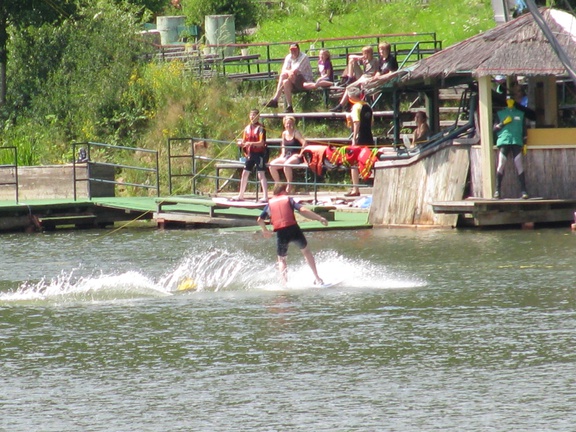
[400,8,576,85]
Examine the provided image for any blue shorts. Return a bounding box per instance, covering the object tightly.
[276,224,307,257]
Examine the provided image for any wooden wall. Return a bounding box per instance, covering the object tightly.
[469,146,576,199]
[369,145,470,227]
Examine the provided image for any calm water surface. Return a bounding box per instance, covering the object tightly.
[1,226,575,431]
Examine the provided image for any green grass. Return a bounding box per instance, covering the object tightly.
[251,0,495,49]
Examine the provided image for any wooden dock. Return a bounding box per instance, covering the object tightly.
[0,198,155,233]
[0,195,371,233]
[431,198,576,228]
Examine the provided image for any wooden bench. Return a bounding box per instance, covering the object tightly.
[204,54,262,76]
[155,197,229,217]
[227,71,278,81]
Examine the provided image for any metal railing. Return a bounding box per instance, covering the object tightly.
[72,141,159,200]
[167,137,361,203]
[154,32,442,81]
[0,146,19,203]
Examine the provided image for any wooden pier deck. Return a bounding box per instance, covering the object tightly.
[431,198,576,228]
[0,195,371,233]
[2,194,573,233]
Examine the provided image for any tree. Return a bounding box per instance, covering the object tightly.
[0,0,169,108]
[0,0,78,107]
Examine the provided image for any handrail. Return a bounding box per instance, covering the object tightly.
[166,137,359,203]
[379,90,478,161]
[0,146,18,203]
[71,141,160,200]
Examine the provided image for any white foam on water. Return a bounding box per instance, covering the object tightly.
[283,250,426,291]
[0,269,168,304]
[0,247,425,303]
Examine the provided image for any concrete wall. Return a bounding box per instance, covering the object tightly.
[0,163,115,201]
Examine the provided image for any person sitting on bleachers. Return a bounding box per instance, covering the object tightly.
[264,43,314,114]
[374,42,398,80]
[303,49,334,90]
[268,116,307,194]
[330,46,379,112]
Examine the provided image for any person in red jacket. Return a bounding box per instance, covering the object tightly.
[234,108,269,202]
[257,184,328,285]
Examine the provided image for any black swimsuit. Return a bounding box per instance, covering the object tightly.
[283,136,302,158]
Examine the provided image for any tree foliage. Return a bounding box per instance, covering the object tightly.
[180,0,262,31]
[2,1,158,163]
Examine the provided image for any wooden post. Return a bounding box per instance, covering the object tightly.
[533,76,558,127]
[424,89,439,134]
[392,90,400,144]
[478,75,495,199]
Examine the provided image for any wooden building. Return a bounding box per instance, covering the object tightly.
[368,8,576,228]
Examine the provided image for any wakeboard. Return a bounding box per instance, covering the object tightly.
[316,280,343,289]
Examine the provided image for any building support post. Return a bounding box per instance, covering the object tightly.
[478,75,495,199]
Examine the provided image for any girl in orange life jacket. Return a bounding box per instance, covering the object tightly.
[257,184,328,285]
[234,108,269,202]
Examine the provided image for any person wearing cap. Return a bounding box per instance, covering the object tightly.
[344,86,373,197]
[493,96,528,199]
[264,43,314,113]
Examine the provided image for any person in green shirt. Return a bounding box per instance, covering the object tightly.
[493,96,528,199]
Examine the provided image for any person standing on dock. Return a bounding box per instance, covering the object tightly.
[257,184,328,286]
[234,108,269,203]
[344,86,373,197]
[493,96,528,199]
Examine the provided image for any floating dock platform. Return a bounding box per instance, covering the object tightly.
[431,198,576,228]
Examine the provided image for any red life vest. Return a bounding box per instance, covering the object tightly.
[243,122,266,154]
[300,144,328,176]
[357,146,377,180]
[268,195,297,231]
[326,145,345,166]
[344,145,363,166]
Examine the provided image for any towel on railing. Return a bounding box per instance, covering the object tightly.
[302,144,377,180]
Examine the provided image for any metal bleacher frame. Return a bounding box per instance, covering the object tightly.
[151,32,442,84]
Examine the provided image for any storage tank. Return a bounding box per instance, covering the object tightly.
[204,15,235,56]
[157,16,185,45]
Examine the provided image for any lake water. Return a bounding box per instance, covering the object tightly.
[1,226,575,431]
